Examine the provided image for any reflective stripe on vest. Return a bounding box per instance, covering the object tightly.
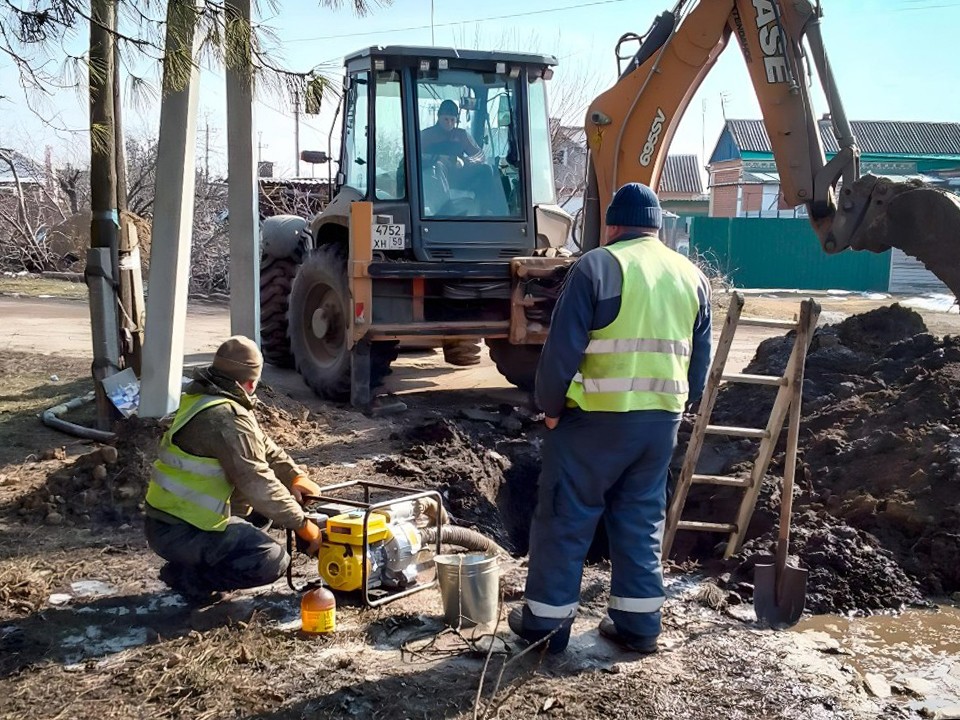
[572,373,688,395]
[566,237,702,413]
[145,394,241,531]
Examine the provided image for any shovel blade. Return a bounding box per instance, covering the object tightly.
[754,562,808,629]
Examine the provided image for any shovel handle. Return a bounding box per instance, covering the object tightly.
[777,300,815,575]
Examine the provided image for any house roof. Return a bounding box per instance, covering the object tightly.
[0,148,45,186]
[660,154,704,195]
[723,118,960,157]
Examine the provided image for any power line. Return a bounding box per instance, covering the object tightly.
[284,0,631,44]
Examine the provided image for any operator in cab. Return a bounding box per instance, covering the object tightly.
[420,99,508,215]
[144,335,323,602]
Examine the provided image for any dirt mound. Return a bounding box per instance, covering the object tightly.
[375,420,519,551]
[723,511,928,615]
[16,417,163,525]
[682,303,960,604]
[46,211,152,271]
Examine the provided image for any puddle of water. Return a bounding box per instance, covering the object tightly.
[795,606,960,714]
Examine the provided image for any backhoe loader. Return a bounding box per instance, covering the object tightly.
[260,1,960,407]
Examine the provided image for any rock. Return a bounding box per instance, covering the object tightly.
[100,446,119,464]
[40,447,67,461]
[92,464,108,482]
[45,512,64,525]
[929,705,960,720]
[897,676,936,698]
[864,672,891,698]
[500,415,523,432]
[461,408,501,423]
[117,485,139,500]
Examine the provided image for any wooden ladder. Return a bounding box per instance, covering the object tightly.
[662,292,821,560]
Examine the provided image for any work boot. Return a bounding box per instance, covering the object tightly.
[598,617,658,654]
[507,606,571,654]
[159,563,223,605]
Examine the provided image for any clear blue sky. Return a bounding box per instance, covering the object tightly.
[1,0,958,178]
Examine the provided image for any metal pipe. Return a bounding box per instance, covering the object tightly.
[804,14,856,152]
[327,99,342,203]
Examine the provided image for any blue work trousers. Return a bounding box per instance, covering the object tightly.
[524,410,679,639]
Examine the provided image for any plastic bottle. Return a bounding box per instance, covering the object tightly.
[301,584,336,634]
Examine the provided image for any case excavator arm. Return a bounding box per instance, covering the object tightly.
[583,0,960,297]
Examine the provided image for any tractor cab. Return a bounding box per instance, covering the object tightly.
[326,46,567,261]
[262,47,574,404]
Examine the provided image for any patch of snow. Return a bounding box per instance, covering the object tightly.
[70,580,116,598]
[48,593,72,606]
[61,626,150,665]
[901,293,959,314]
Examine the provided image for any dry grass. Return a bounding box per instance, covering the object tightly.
[0,275,87,299]
[3,617,296,720]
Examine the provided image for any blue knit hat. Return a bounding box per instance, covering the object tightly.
[605,183,662,229]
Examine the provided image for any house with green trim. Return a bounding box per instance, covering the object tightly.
[693,118,960,293]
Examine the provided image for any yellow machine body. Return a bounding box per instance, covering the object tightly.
[318,511,390,592]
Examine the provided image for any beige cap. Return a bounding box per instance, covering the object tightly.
[212,335,263,383]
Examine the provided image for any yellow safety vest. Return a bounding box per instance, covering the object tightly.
[565,237,702,413]
[145,394,241,531]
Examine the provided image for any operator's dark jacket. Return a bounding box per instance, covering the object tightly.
[535,232,713,417]
[145,367,308,531]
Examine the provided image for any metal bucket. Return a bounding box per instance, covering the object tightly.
[434,553,499,628]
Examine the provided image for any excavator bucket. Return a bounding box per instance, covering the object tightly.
[841,178,960,299]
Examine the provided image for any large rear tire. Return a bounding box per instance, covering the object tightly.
[259,216,308,368]
[486,339,542,392]
[288,245,397,401]
[260,256,299,368]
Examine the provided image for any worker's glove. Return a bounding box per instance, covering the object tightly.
[295,519,322,558]
[291,475,322,505]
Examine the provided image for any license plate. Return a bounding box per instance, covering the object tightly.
[373,223,405,250]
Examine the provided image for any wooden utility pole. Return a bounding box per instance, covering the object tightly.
[113,34,145,375]
[87,0,123,430]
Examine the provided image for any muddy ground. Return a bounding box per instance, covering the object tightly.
[2,292,960,718]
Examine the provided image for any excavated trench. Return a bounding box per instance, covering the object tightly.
[374,304,960,616]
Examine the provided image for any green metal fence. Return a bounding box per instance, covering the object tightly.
[689,217,891,291]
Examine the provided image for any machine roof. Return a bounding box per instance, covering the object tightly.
[345,45,557,67]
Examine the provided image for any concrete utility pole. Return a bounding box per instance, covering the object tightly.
[225,0,260,340]
[87,0,123,430]
[139,0,203,418]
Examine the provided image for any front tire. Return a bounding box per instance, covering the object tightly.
[486,339,542,392]
[288,245,396,401]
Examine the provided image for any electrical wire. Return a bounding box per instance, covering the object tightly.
[284,0,633,44]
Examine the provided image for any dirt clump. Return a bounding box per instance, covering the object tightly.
[723,510,928,615]
[15,416,163,526]
[375,420,518,551]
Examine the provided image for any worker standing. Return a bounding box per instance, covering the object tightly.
[144,336,323,601]
[509,183,712,653]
